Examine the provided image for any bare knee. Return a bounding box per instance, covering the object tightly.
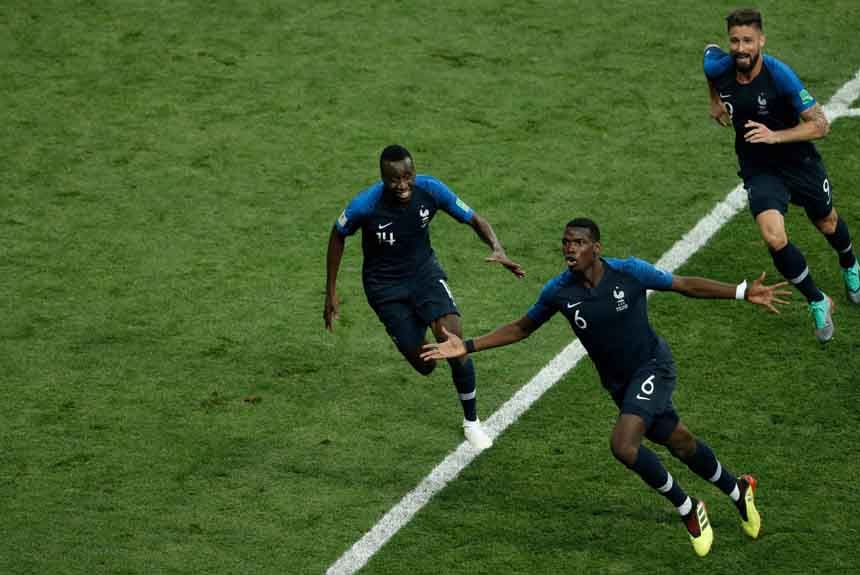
[814,210,838,234]
[611,415,645,467]
[668,437,697,460]
[407,355,436,376]
[761,229,788,251]
[665,424,697,459]
[610,435,639,467]
[756,212,788,251]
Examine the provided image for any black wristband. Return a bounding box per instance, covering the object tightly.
[464,339,476,354]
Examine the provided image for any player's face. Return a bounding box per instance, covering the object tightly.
[562,226,600,272]
[728,25,765,72]
[381,158,416,204]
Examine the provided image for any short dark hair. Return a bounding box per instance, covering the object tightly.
[379,144,413,169]
[566,218,600,242]
[726,8,762,31]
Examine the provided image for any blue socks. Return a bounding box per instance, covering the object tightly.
[676,440,738,498]
[630,446,689,509]
[448,357,477,421]
[825,217,857,269]
[770,242,824,302]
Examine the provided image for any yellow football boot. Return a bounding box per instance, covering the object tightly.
[737,474,761,539]
[684,499,714,557]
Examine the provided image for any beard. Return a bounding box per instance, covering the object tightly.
[733,51,759,72]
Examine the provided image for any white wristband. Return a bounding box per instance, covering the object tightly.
[735,280,748,301]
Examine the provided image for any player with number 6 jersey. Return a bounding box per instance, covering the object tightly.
[421,218,791,556]
[324,145,525,450]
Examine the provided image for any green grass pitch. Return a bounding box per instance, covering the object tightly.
[2,1,859,573]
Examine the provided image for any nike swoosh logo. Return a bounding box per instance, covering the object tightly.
[566,301,582,309]
[378,222,393,229]
[719,93,731,99]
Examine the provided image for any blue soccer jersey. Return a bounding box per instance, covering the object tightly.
[527,258,673,394]
[704,47,819,170]
[334,175,474,293]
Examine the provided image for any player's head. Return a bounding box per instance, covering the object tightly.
[380,144,416,204]
[726,8,765,73]
[563,218,602,272]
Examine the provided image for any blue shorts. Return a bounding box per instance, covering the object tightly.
[742,156,833,221]
[365,268,460,354]
[610,339,679,443]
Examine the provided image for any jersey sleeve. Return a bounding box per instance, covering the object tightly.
[703,45,733,79]
[334,184,381,236]
[422,176,474,223]
[525,276,562,327]
[764,55,816,113]
[605,257,673,291]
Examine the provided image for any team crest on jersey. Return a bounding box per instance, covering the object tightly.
[757,93,769,115]
[613,286,628,312]
[419,206,431,228]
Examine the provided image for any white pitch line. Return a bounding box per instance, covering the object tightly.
[326,69,860,575]
[824,69,860,121]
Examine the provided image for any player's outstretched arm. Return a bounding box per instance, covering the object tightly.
[421,316,538,361]
[469,212,526,278]
[324,226,346,331]
[671,272,791,314]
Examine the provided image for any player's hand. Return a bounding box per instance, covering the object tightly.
[744,120,780,144]
[710,100,730,127]
[746,271,792,314]
[324,293,340,331]
[420,326,467,360]
[486,250,526,278]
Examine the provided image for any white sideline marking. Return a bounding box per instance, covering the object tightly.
[823,69,860,121]
[326,69,860,575]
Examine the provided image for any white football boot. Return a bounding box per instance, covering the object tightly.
[463,418,493,450]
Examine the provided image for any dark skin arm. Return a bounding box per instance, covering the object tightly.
[420,315,540,360]
[470,212,525,278]
[671,271,791,314]
[323,226,346,331]
[422,271,791,360]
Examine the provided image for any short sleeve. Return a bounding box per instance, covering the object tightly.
[421,176,474,223]
[764,55,816,113]
[334,184,382,236]
[703,45,733,79]
[525,276,562,326]
[604,257,673,291]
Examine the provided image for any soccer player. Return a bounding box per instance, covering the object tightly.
[324,144,525,450]
[703,8,860,343]
[421,218,791,556]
